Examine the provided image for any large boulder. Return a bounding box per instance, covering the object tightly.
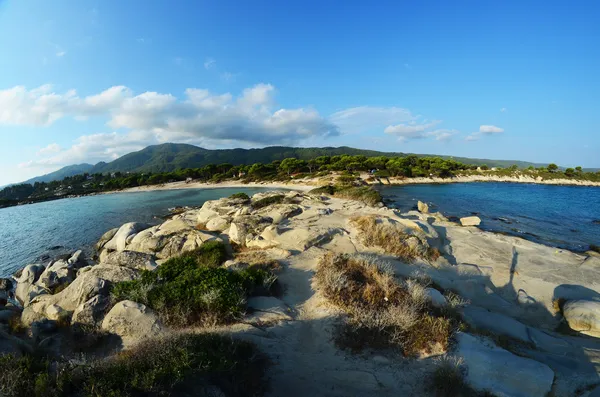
[103,222,151,252]
[78,264,139,283]
[457,333,554,397]
[15,282,47,307]
[417,201,429,213]
[36,259,75,291]
[24,273,109,325]
[460,216,481,226]
[101,300,164,346]
[15,264,44,284]
[101,251,157,270]
[228,222,249,246]
[72,295,110,326]
[563,300,600,337]
[67,250,87,268]
[96,228,119,250]
[127,222,221,260]
[205,216,231,232]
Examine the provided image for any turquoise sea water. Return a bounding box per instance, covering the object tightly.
[0,187,271,276]
[1,183,599,277]
[377,182,600,252]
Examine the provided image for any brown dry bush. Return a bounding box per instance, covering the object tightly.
[351,215,439,262]
[315,253,459,357]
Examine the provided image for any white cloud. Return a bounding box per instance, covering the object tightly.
[204,58,216,70]
[479,125,504,134]
[429,129,458,141]
[8,83,339,167]
[37,143,61,155]
[500,107,507,112]
[384,120,441,141]
[466,125,504,141]
[56,51,66,57]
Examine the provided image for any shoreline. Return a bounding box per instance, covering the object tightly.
[365,173,600,187]
[3,173,600,211]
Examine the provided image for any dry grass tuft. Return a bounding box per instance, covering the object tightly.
[315,253,460,357]
[351,215,438,262]
[427,356,482,397]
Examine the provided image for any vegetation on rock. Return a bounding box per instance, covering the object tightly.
[0,333,268,397]
[111,242,278,327]
[351,215,440,261]
[315,253,461,357]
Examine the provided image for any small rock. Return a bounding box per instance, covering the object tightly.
[317,208,333,216]
[424,288,447,308]
[517,289,536,305]
[0,278,13,291]
[460,216,481,227]
[417,201,429,213]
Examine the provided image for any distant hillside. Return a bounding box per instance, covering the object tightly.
[23,163,94,184]
[87,143,549,174]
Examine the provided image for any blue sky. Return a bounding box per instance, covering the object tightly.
[0,0,598,185]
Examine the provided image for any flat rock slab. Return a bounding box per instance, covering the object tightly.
[457,333,554,397]
[246,296,292,323]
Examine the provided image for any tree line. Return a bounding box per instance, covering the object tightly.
[1,154,598,208]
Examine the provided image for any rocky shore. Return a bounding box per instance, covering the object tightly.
[2,190,600,396]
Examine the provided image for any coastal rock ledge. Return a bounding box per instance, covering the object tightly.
[6,189,600,396]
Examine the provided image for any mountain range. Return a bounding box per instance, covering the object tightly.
[17,143,589,185]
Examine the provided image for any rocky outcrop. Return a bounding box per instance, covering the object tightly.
[22,273,108,326]
[563,300,600,337]
[417,201,429,213]
[72,295,110,326]
[101,300,164,346]
[37,259,75,291]
[102,251,158,270]
[104,222,151,252]
[457,333,554,397]
[96,227,119,250]
[123,220,221,259]
[460,216,481,226]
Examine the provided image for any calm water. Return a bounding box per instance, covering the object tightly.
[0,187,271,277]
[378,183,600,252]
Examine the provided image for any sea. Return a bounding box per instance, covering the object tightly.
[0,183,599,277]
[0,187,271,277]
[377,182,600,252]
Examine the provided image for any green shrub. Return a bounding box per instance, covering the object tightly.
[179,241,229,268]
[335,186,382,206]
[229,192,250,201]
[336,175,357,186]
[112,259,245,327]
[251,195,285,209]
[0,333,268,397]
[0,354,51,397]
[308,185,337,195]
[111,243,278,327]
[309,185,382,206]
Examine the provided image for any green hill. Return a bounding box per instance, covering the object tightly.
[88,143,547,174]
[23,163,94,184]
